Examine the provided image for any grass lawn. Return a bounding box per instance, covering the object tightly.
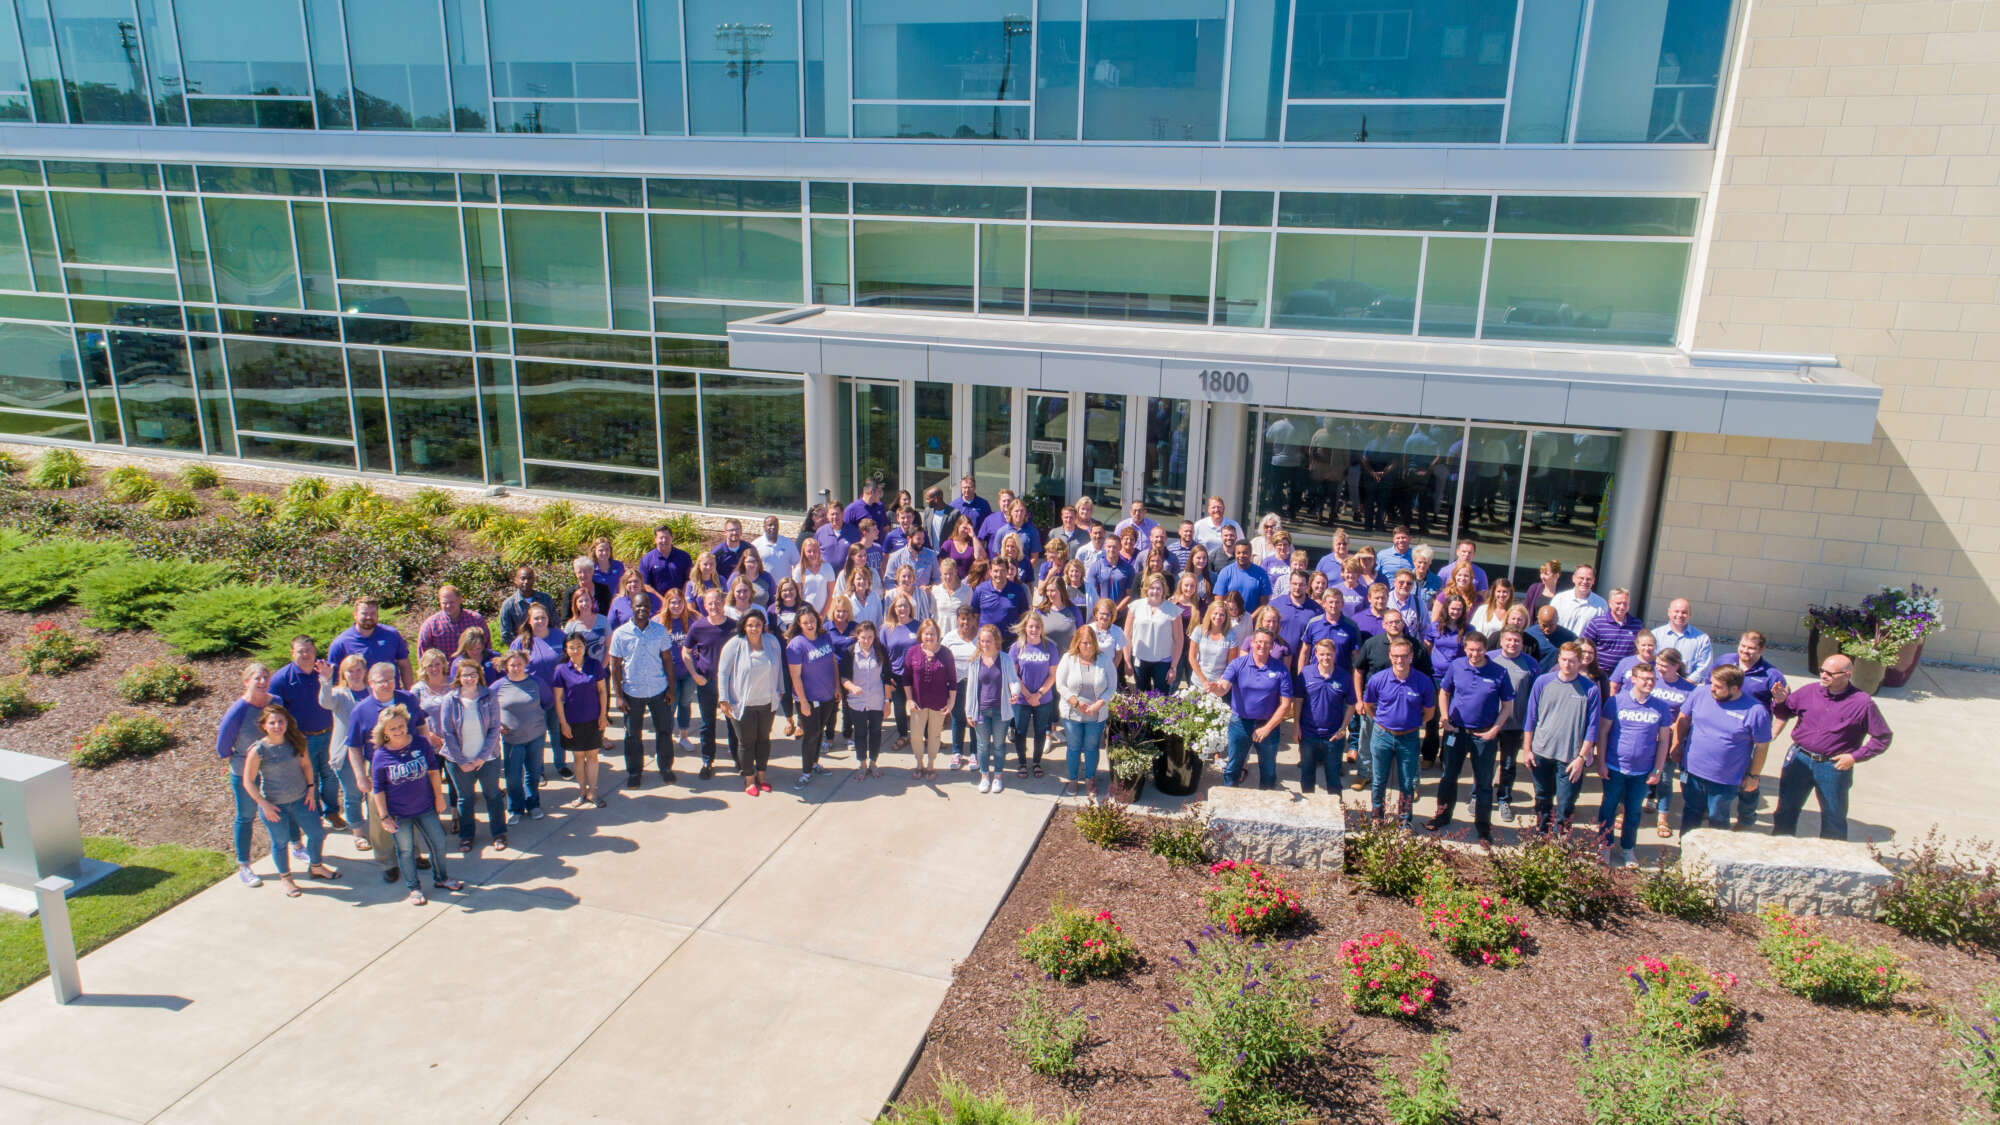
[0,836,233,999]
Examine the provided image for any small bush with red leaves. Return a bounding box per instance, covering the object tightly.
[1017,900,1139,984]
[1624,955,1739,1049]
[1340,931,1441,1020]
[1203,859,1307,938]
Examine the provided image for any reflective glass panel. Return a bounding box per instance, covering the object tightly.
[607,211,649,331]
[978,223,1023,314]
[1288,0,1514,98]
[1507,0,1585,143]
[641,0,686,133]
[1029,226,1210,323]
[331,203,464,285]
[648,177,799,211]
[852,103,1027,139]
[525,462,659,500]
[970,383,1011,503]
[1081,0,1225,141]
[851,380,898,498]
[1033,187,1212,225]
[517,360,655,470]
[384,351,483,481]
[803,0,847,137]
[685,0,801,136]
[1024,391,1067,506]
[238,433,356,468]
[649,213,804,303]
[1519,430,1618,585]
[292,201,337,311]
[504,209,609,328]
[1481,240,1688,346]
[224,337,352,439]
[175,0,311,95]
[304,0,350,127]
[77,326,121,441]
[1455,426,1528,586]
[1495,196,1698,237]
[1284,103,1504,143]
[1141,397,1191,513]
[912,380,952,500]
[853,220,973,310]
[463,209,504,321]
[703,375,805,510]
[345,0,451,130]
[1279,192,1489,232]
[1418,236,1483,339]
[478,357,520,484]
[1270,232,1420,334]
[442,0,489,130]
[49,191,171,267]
[1034,0,1080,139]
[326,169,457,201]
[659,368,698,502]
[486,0,637,99]
[1225,0,1283,140]
[109,330,201,450]
[0,193,31,289]
[0,322,84,413]
[188,334,233,455]
[1212,231,1270,327]
[48,0,152,123]
[1080,392,1124,509]
[811,218,850,304]
[0,7,34,118]
[852,0,1031,101]
[1575,0,1733,144]
[345,349,389,473]
[853,182,1023,219]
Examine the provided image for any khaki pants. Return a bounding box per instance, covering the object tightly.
[911,707,948,764]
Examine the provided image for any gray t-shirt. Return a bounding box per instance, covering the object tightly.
[1194,630,1234,679]
[250,740,310,804]
[493,676,548,743]
[1529,675,1596,762]
[1491,651,1538,732]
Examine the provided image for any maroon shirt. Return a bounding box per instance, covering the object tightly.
[1772,683,1892,762]
[904,644,959,712]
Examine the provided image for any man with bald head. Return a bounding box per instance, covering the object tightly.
[1769,654,1891,840]
[1652,598,1713,682]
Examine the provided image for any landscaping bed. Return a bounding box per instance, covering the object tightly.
[894,807,1998,1124]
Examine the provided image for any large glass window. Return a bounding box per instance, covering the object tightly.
[641,0,686,133]
[1029,226,1210,322]
[1082,0,1226,141]
[1213,231,1271,327]
[853,220,972,310]
[803,0,847,137]
[174,0,315,126]
[48,0,152,123]
[517,360,656,470]
[1225,0,1284,140]
[1270,232,1420,334]
[344,0,451,130]
[970,383,1011,503]
[1080,393,1125,509]
[1576,0,1734,144]
[1454,426,1528,586]
[1034,0,1081,139]
[810,218,849,304]
[1481,239,1688,346]
[443,0,489,130]
[850,379,898,497]
[1507,0,1585,143]
[658,368,699,502]
[504,209,608,327]
[204,197,301,307]
[912,380,953,500]
[1418,236,1484,339]
[0,193,36,289]
[703,374,805,510]
[685,0,800,136]
[223,337,352,440]
[1024,391,1068,506]
[486,0,639,134]
[1288,0,1515,99]
[49,191,171,267]
[1141,397,1191,513]
[978,223,1023,314]
[0,7,35,120]
[650,213,804,303]
[330,203,465,285]
[108,330,201,451]
[0,322,85,415]
[1518,429,1618,587]
[851,0,1029,138]
[384,351,483,481]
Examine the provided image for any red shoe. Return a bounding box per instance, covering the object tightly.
[745,783,759,797]
[758,783,773,794]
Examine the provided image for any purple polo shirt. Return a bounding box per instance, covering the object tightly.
[267,662,333,734]
[1352,609,1386,640]
[327,625,410,684]
[972,580,1029,633]
[1580,612,1645,676]
[1086,556,1136,604]
[1270,594,1322,652]
[1772,684,1892,762]
[786,632,841,704]
[552,659,606,725]
[1364,668,1435,733]
[1297,661,1353,739]
[1219,654,1293,723]
[639,547,692,598]
[1710,653,1783,707]
[1442,656,1515,731]
[1603,690,1677,775]
[711,540,747,580]
[813,524,851,574]
[683,616,735,679]
[1300,614,1362,678]
[1682,689,1773,787]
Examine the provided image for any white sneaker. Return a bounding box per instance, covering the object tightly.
[237,865,262,888]
[1496,799,1515,824]
[992,774,1004,794]
[290,844,310,865]
[977,776,992,793]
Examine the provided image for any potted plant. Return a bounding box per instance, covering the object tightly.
[1105,690,1164,803]
[1107,739,1158,803]
[1150,686,1228,796]
[1804,584,1944,693]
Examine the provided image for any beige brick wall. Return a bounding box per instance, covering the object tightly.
[1656,0,2000,665]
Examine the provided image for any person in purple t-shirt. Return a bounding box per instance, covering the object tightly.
[1708,629,1784,828]
[1677,663,1773,835]
[639,525,693,603]
[1362,637,1436,826]
[1426,631,1515,841]
[1208,629,1294,790]
[1008,613,1060,779]
[681,589,740,772]
[327,597,412,689]
[1595,663,1676,866]
[786,605,842,784]
[368,705,463,904]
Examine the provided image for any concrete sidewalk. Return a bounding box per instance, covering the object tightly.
[0,739,1054,1125]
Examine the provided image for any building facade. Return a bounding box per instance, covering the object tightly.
[0,0,1983,662]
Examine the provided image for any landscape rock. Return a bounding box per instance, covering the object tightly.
[1205,787,1345,870]
[1680,829,1891,917]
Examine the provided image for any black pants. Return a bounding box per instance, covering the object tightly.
[799,697,837,772]
[732,704,774,775]
[1496,729,1522,801]
[1433,727,1499,838]
[622,691,673,779]
[852,708,884,763]
[696,678,737,767]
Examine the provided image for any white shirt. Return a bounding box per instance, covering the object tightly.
[1549,588,1609,635]
[793,563,837,611]
[1192,516,1243,551]
[929,581,968,632]
[1128,600,1180,664]
[751,533,798,584]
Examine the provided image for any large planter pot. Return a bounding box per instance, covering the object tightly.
[1880,640,1924,689]
[1109,771,1148,804]
[1848,656,1888,695]
[1152,732,1204,796]
[1808,628,1843,673]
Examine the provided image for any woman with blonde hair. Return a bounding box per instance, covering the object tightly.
[369,705,462,904]
[321,653,375,853]
[903,619,956,780]
[1125,570,1185,694]
[963,624,1019,793]
[793,536,837,613]
[437,659,507,849]
[1055,628,1116,797]
[685,550,725,606]
[1188,600,1238,693]
[841,562,884,627]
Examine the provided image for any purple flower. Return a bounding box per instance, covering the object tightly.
[1171,1067,1190,1081]
[1236,1051,1248,1064]
[1165,1001,1180,1013]
[1629,971,1649,995]
[1183,938,1200,955]
[1689,991,1709,1006]
[1582,1031,1593,1053]
[1168,955,1183,967]
[1306,973,1323,981]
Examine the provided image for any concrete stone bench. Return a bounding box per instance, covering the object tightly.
[1205,788,1345,871]
[1679,829,1891,917]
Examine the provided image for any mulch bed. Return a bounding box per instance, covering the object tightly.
[896,807,1998,1123]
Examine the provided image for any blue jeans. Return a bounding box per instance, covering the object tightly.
[1598,768,1650,850]
[1680,772,1741,833]
[390,809,452,890]
[1224,716,1281,789]
[971,711,1007,773]
[1012,696,1058,767]
[542,704,564,774]
[1351,713,1376,784]
[1135,660,1173,694]
[1773,751,1852,839]
[503,737,543,815]
[228,773,256,864]
[1434,728,1498,833]
[950,692,968,757]
[1063,718,1104,783]
[671,672,696,733]
[303,731,341,821]
[1528,754,1583,832]
[453,757,506,843]
[1299,735,1343,793]
[259,798,324,874]
[1369,726,1422,814]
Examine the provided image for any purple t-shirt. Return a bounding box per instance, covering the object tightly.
[1682,689,1773,786]
[684,616,735,678]
[1300,614,1362,678]
[328,625,410,684]
[786,632,841,704]
[1352,609,1386,640]
[511,634,562,692]
[1442,656,1516,731]
[1010,639,1058,697]
[885,624,919,678]
[639,547,692,598]
[1269,594,1322,652]
[1364,668,1435,732]
[1298,661,1353,739]
[369,740,439,818]
[972,580,1029,633]
[1604,690,1677,775]
[1649,673,1699,717]
[553,659,606,725]
[1219,654,1293,723]
[1710,654,1783,708]
[976,657,1003,712]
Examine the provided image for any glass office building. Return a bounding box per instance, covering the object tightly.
[0,0,1879,599]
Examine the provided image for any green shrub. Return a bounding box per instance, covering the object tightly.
[617,513,702,558]
[77,558,228,631]
[1624,955,1739,1050]
[103,465,159,504]
[1946,985,2000,1122]
[560,512,622,551]
[21,621,100,675]
[157,583,320,657]
[1339,931,1441,1019]
[613,523,657,564]
[1147,812,1212,867]
[1638,861,1725,926]
[179,463,220,490]
[1167,930,1327,1125]
[1574,1030,1740,1125]
[254,603,361,669]
[273,497,338,534]
[875,1078,1079,1125]
[1757,905,1916,1006]
[1490,829,1623,923]
[1017,901,1138,984]
[215,485,238,501]
[142,488,200,521]
[1346,818,1452,900]
[407,487,456,517]
[0,537,131,610]
[0,450,18,475]
[325,480,381,516]
[472,513,526,550]
[1416,871,1529,968]
[501,527,573,568]
[114,660,202,705]
[532,499,575,529]
[282,475,329,504]
[1380,1034,1464,1125]
[72,713,174,769]
[1874,828,2000,950]
[447,501,501,531]
[1204,859,1306,938]
[428,557,514,616]
[236,493,275,519]
[1005,983,1090,1078]
[26,448,89,489]
[1073,799,1139,848]
[0,675,47,721]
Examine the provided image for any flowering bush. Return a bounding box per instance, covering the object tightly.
[1490,828,1623,923]
[1204,859,1306,938]
[1946,984,2000,1122]
[1347,817,1453,900]
[21,621,101,675]
[115,659,202,705]
[1804,583,1945,663]
[1379,1033,1464,1125]
[1623,955,1739,1049]
[1017,901,1139,984]
[1757,905,1916,1007]
[1165,930,1327,1125]
[1340,931,1441,1019]
[1415,872,1528,968]
[1872,827,2000,950]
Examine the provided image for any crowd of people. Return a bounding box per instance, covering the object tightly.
[215,478,1893,899]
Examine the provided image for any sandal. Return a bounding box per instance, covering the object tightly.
[1017,765,1029,778]
[1656,817,1673,839]
[281,876,302,898]
[353,834,372,852]
[1032,765,1044,779]
[746,783,760,797]
[307,864,341,880]
[408,890,428,906]
[435,878,465,892]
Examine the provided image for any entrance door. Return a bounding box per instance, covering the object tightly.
[1024,392,1070,506]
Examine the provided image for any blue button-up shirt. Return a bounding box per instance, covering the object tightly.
[1651,623,1714,683]
[608,620,674,698]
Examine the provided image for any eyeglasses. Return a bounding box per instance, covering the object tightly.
[1818,669,1848,678]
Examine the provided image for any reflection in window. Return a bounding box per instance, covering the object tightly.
[49,191,172,267]
[685,0,800,136]
[1082,0,1225,140]
[851,0,1029,138]
[850,379,898,498]
[344,0,451,129]
[517,360,656,470]
[1518,429,1619,588]
[1288,0,1514,99]
[486,0,638,133]
[1482,239,1688,346]
[1418,236,1483,338]
[1141,397,1191,514]
[1452,426,1527,586]
[912,380,953,500]
[0,6,37,120]
[1285,103,1503,143]
[1270,233,1420,334]
[853,220,973,310]
[1034,0,1081,139]
[48,0,152,123]
[109,330,201,451]
[0,322,85,414]
[223,338,352,440]
[1029,226,1210,323]
[204,197,300,307]
[649,213,804,303]
[384,351,483,481]
[175,0,314,128]
[331,203,465,286]
[970,384,1011,504]
[854,103,1028,139]
[641,0,686,133]
[1506,0,1585,142]
[704,374,805,510]
[504,210,608,328]
[1576,0,1733,144]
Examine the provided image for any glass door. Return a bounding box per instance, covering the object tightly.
[970,384,1013,502]
[1025,391,1069,507]
[1141,396,1191,514]
[912,380,953,501]
[853,380,899,497]
[1079,392,1125,509]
